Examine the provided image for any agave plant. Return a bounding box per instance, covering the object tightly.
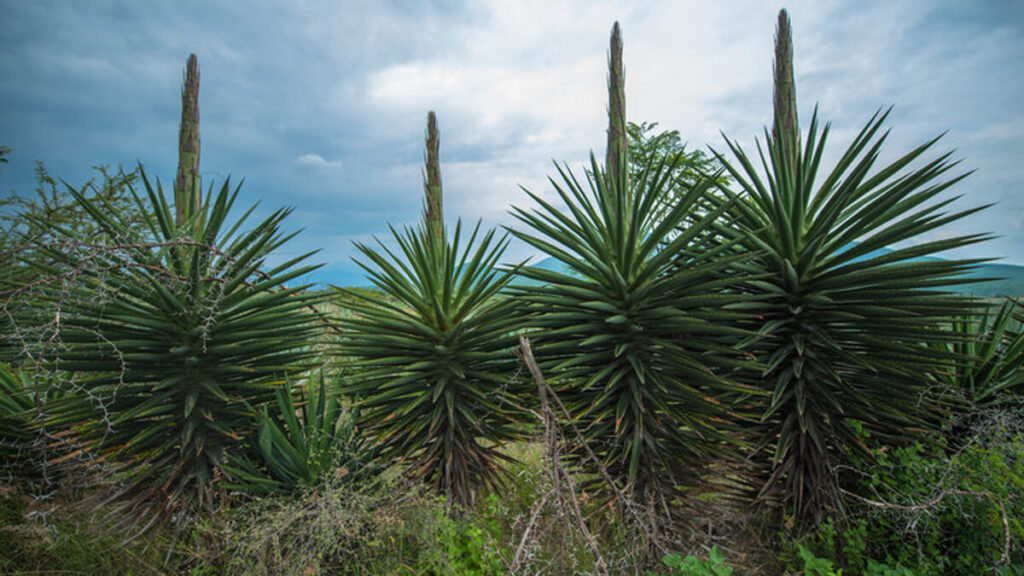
[510,152,752,507]
[943,299,1024,407]
[341,220,525,507]
[717,108,990,524]
[226,369,378,494]
[715,10,992,526]
[37,170,324,524]
[509,23,753,510]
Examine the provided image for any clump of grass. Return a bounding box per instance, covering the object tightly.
[0,483,172,575]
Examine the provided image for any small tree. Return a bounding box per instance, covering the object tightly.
[626,121,726,225]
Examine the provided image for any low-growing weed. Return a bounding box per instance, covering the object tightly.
[650,545,734,576]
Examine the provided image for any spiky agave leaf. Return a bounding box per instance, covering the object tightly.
[0,364,37,478]
[510,152,755,509]
[40,168,324,527]
[341,220,525,507]
[716,107,992,525]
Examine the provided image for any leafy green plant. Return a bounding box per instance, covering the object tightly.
[36,169,323,525]
[342,220,525,507]
[423,498,504,576]
[864,559,916,576]
[652,545,735,576]
[808,411,1024,575]
[797,544,844,576]
[627,121,727,223]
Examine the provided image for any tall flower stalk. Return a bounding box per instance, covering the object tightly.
[174,54,202,227]
[424,111,444,242]
[606,22,628,194]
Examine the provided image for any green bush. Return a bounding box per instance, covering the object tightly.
[225,369,380,495]
[794,409,1024,575]
[422,497,505,576]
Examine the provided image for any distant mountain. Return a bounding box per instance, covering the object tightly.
[837,245,1024,297]
[504,256,573,287]
[952,263,1024,298]
[510,254,1024,297]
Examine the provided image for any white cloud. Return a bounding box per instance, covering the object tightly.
[293,153,343,170]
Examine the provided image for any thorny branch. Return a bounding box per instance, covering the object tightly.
[511,336,609,576]
[841,487,1014,569]
[510,336,674,574]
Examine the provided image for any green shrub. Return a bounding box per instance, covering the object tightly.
[794,409,1024,575]
[422,497,504,576]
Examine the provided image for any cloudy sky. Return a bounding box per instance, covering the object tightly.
[2,0,1022,286]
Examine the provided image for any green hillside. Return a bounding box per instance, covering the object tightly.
[954,263,1024,297]
[513,257,1024,296]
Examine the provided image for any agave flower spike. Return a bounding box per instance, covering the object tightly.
[174,53,202,228]
[606,22,628,197]
[424,111,444,242]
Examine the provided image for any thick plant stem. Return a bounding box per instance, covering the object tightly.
[773,10,799,164]
[174,54,201,227]
[424,111,443,242]
[605,22,628,195]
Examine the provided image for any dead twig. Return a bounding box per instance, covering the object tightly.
[510,336,609,576]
